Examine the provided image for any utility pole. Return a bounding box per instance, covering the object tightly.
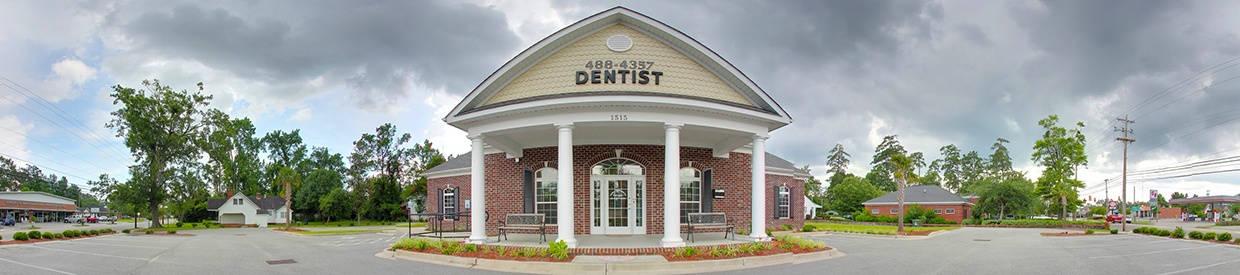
[1115,116,1135,231]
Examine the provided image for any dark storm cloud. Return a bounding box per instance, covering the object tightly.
[112,0,521,110]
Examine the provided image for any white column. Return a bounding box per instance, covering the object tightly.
[555,123,578,248]
[468,135,487,243]
[661,123,685,247]
[750,134,769,240]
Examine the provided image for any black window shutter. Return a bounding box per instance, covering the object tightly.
[701,169,713,213]
[453,187,461,220]
[438,188,445,214]
[789,186,796,219]
[773,185,780,219]
[523,169,535,214]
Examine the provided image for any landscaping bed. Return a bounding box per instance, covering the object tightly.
[390,235,830,263]
[121,228,196,236]
[1133,226,1240,246]
[0,228,117,245]
[805,222,957,236]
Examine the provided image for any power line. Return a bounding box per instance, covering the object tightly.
[0,88,132,165]
[0,77,134,162]
[0,122,116,172]
[0,151,96,188]
[1133,73,1240,121]
[1120,56,1240,117]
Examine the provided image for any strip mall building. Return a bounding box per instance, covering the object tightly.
[424,7,809,248]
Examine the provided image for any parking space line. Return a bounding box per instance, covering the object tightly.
[1089,244,1219,259]
[58,241,170,249]
[1153,257,1240,275]
[0,256,78,275]
[18,245,150,261]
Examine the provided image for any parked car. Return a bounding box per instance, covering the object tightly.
[98,216,116,222]
[87,216,99,223]
[1106,214,1132,223]
[2,216,14,226]
[64,215,86,223]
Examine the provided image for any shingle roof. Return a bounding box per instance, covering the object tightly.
[863,185,973,205]
[423,151,804,175]
[206,195,286,211]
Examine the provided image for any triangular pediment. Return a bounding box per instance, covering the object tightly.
[446,7,791,126]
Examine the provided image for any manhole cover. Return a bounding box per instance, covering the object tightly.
[973,239,991,242]
[597,256,637,262]
[266,259,297,265]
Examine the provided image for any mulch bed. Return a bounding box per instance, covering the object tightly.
[662,241,831,262]
[0,232,118,245]
[392,240,832,263]
[898,230,935,236]
[1040,231,1106,237]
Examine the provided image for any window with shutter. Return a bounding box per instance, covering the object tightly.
[679,167,701,223]
[443,188,455,220]
[534,168,558,224]
[523,169,535,214]
[701,169,713,213]
[776,186,790,219]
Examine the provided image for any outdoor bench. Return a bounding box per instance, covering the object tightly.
[686,212,734,242]
[497,213,547,243]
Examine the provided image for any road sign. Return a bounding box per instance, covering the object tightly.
[1150,190,1157,200]
[1108,201,1118,209]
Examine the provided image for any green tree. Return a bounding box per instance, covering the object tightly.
[828,175,883,214]
[295,169,343,221]
[263,129,309,196]
[319,188,355,223]
[1030,115,1088,227]
[107,79,212,228]
[865,168,895,192]
[352,124,413,221]
[199,110,264,196]
[826,143,851,175]
[930,144,962,192]
[975,177,1035,220]
[403,139,446,213]
[307,147,346,176]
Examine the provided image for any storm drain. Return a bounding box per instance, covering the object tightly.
[973,239,991,242]
[266,259,297,265]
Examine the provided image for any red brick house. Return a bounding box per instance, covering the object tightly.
[862,185,974,223]
[424,7,808,248]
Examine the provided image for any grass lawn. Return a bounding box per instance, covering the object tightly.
[295,220,398,228]
[148,222,222,231]
[806,222,959,235]
[393,222,427,229]
[291,229,388,235]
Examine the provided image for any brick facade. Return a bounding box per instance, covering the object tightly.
[864,204,972,223]
[426,145,805,236]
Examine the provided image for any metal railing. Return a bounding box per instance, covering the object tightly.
[407,211,487,239]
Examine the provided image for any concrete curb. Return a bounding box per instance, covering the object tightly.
[384,247,844,274]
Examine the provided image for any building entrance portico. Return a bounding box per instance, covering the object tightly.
[590,158,647,235]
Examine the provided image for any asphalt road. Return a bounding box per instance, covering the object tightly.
[726,227,1240,275]
[3,227,1238,274]
[0,227,505,275]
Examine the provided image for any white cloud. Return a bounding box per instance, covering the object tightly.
[289,107,312,122]
[422,90,469,156]
[38,58,97,102]
[1004,117,1022,134]
[0,115,33,162]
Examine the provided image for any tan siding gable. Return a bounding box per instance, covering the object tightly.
[480,24,753,107]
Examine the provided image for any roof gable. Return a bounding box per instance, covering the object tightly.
[445,6,791,126]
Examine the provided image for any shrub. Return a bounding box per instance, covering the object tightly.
[168,230,177,234]
[673,246,698,258]
[1219,232,1233,242]
[43,233,54,240]
[1203,232,1216,241]
[53,233,64,239]
[1189,231,1204,240]
[781,224,794,231]
[145,229,154,234]
[28,231,40,239]
[1159,229,1172,237]
[1085,229,1095,234]
[493,245,507,256]
[90,229,99,235]
[438,241,460,255]
[14,232,28,241]
[1172,227,1185,238]
[802,224,815,232]
[548,240,569,260]
[122,229,131,234]
[176,222,184,228]
[192,223,199,228]
[1110,229,1118,234]
[413,239,430,250]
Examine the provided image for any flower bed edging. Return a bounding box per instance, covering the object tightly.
[386,246,843,274]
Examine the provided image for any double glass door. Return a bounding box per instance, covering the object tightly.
[591,176,646,234]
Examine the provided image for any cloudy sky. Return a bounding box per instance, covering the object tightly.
[2,0,1239,202]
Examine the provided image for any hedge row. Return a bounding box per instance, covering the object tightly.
[7,228,114,241]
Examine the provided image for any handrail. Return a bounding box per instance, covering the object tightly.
[408,211,486,239]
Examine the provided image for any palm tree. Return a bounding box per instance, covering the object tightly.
[888,154,918,234]
[276,166,302,230]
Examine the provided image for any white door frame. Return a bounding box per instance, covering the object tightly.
[590,175,647,235]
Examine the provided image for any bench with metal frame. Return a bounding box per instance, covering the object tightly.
[497,213,547,243]
[686,212,734,243]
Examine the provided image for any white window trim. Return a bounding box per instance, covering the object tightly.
[535,168,558,224]
[443,189,456,220]
[890,208,899,214]
[871,208,879,214]
[945,208,956,214]
[777,186,791,219]
[934,208,942,214]
[680,167,702,223]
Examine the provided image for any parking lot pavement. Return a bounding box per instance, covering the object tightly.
[720,227,1240,275]
[0,227,513,275]
[1,222,133,241]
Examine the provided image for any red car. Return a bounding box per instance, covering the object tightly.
[87,216,99,223]
[1106,214,1131,223]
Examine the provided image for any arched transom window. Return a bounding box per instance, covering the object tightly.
[591,158,644,175]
